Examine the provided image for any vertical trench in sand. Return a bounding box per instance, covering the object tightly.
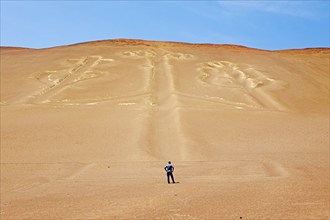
[140,49,187,160]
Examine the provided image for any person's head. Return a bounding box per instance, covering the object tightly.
[168,161,171,164]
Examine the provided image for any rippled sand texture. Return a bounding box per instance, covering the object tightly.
[1,40,329,219]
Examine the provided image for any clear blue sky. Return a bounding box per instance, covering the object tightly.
[1,0,329,50]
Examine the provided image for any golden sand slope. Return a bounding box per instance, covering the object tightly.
[1,39,329,219]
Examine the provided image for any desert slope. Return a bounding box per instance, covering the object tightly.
[1,39,329,219]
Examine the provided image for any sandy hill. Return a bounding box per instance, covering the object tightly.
[1,39,329,219]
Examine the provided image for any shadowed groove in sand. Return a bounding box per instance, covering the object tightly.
[131,49,189,160]
[196,61,288,111]
[161,50,190,160]
[23,56,115,104]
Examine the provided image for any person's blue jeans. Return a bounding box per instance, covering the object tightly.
[167,172,175,183]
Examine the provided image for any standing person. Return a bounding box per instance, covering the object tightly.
[164,161,175,184]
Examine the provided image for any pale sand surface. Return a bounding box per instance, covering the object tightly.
[1,40,329,219]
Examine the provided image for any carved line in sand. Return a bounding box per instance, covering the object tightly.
[123,50,196,160]
[26,56,115,104]
[23,51,159,106]
[23,52,287,111]
[121,50,157,107]
[128,52,287,112]
[159,51,194,160]
[195,61,288,111]
[119,50,197,111]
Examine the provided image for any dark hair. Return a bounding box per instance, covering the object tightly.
[168,161,171,164]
